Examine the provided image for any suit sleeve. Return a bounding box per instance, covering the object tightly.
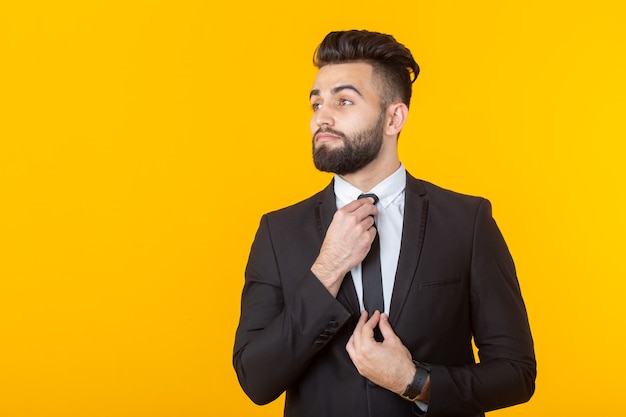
[426,199,536,416]
[233,214,352,405]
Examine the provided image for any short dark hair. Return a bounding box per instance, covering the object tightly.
[313,30,420,108]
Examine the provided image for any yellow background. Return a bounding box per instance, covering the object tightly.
[1,1,624,416]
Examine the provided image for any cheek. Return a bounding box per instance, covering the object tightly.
[310,117,317,134]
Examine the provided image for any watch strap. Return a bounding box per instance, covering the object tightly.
[400,361,430,401]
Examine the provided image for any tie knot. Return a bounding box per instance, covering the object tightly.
[358,193,379,205]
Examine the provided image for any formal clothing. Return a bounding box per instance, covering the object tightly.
[233,172,536,417]
[335,165,406,315]
[357,192,385,316]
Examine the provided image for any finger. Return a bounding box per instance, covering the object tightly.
[359,196,377,205]
[363,310,381,334]
[354,310,368,333]
[378,313,398,341]
[333,201,378,231]
[341,196,378,217]
[346,333,355,357]
[355,211,378,242]
[341,197,374,213]
[356,200,379,219]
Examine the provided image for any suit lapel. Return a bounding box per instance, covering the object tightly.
[315,180,336,242]
[315,180,360,317]
[389,173,428,325]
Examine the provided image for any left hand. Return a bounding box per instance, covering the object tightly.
[346,311,415,394]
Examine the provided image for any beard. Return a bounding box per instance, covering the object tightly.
[312,113,385,176]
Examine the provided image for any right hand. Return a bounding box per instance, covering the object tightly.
[311,197,378,296]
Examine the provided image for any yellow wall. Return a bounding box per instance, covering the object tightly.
[1,1,624,416]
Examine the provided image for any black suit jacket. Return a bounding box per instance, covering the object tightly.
[233,173,536,417]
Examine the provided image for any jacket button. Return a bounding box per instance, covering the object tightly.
[328,320,339,328]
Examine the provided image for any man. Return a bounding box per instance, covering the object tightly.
[233,30,535,417]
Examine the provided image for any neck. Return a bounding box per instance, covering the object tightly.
[339,156,401,192]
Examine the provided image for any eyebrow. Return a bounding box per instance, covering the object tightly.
[309,84,363,99]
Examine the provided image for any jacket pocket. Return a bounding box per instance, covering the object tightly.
[418,277,462,290]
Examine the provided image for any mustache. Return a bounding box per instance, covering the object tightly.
[313,126,346,140]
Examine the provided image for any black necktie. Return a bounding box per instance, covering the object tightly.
[358,193,384,317]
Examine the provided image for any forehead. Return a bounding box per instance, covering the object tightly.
[311,62,378,94]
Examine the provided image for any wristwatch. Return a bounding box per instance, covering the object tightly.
[400,361,431,402]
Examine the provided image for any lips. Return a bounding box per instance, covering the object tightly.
[314,128,345,144]
[315,132,341,143]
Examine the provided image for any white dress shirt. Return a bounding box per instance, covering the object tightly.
[335,165,429,412]
[333,164,406,315]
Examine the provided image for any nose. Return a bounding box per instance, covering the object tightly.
[312,105,334,128]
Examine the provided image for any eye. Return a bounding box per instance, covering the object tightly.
[311,102,322,111]
[339,98,353,106]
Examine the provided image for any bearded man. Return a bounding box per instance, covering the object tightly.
[233,30,536,417]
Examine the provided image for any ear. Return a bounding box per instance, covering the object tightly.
[384,102,409,137]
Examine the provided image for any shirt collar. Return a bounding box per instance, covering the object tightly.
[334,164,406,209]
